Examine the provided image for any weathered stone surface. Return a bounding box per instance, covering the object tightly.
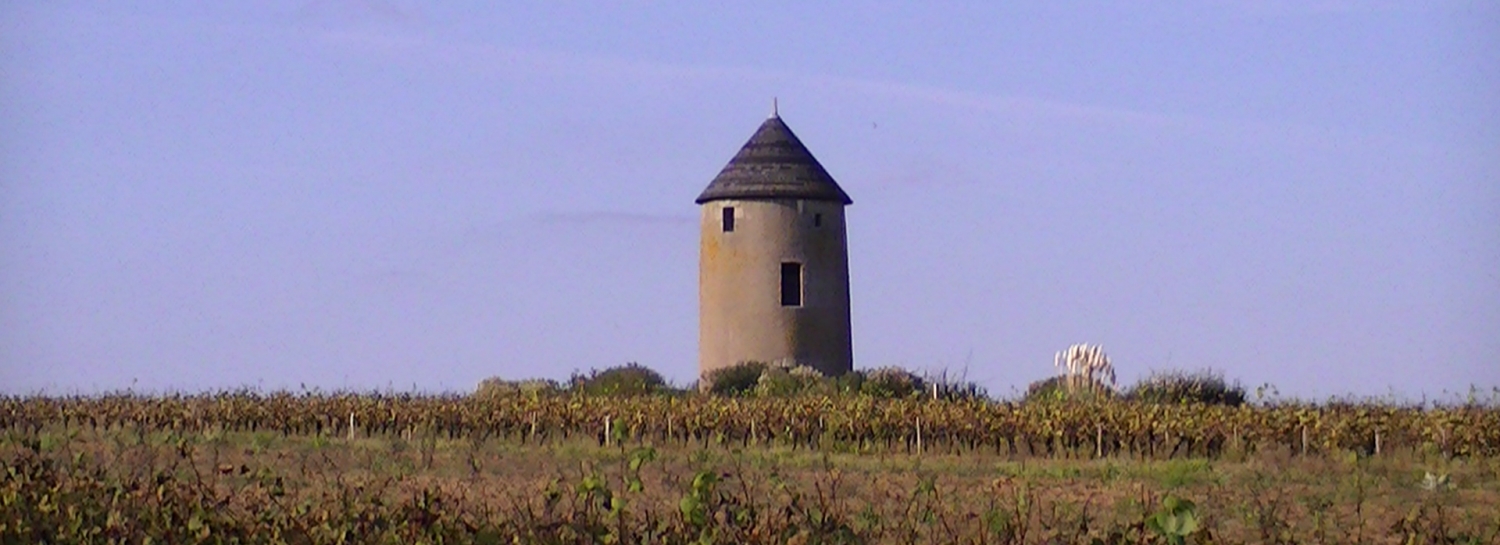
[698,114,854,386]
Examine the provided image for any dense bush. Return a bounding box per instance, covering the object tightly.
[860,367,925,399]
[481,362,981,401]
[1025,343,1120,404]
[474,377,560,398]
[707,361,846,397]
[706,362,957,399]
[832,371,866,396]
[570,363,669,396]
[1024,376,1115,403]
[704,361,769,396]
[754,365,828,397]
[1126,369,1246,406]
[924,369,989,401]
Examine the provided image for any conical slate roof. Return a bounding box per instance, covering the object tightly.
[695,114,853,205]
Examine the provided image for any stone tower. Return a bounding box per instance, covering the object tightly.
[697,106,854,384]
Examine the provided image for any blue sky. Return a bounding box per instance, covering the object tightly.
[2,2,1496,399]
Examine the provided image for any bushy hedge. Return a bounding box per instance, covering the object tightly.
[478,363,1248,407]
[702,362,965,399]
[756,365,834,397]
[703,361,769,396]
[859,367,925,399]
[570,363,670,397]
[1023,376,1115,403]
[476,363,980,402]
[475,377,561,398]
[1126,369,1246,406]
[704,361,835,397]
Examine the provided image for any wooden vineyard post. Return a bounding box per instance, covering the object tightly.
[348,412,355,441]
[1301,426,1308,456]
[916,416,923,455]
[604,416,612,447]
[1096,424,1104,458]
[1374,430,1382,456]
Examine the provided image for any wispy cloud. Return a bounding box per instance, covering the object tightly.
[809,72,1185,129]
[451,212,693,244]
[532,211,694,227]
[291,0,425,28]
[315,24,1429,160]
[1215,0,1447,17]
[315,29,1184,130]
[316,28,788,102]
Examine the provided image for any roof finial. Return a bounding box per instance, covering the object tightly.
[771,97,779,118]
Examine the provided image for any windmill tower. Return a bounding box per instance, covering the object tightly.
[697,104,854,384]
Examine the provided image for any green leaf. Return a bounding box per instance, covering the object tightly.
[679,496,706,526]
[691,471,718,494]
[1177,513,1199,535]
[1145,513,1165,534]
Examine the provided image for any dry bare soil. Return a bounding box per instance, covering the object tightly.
[4,426,1498,544]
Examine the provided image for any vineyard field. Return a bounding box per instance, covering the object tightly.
[3,392,1499,543]
[4,392,1497,458]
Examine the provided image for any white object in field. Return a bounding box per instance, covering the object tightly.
[1054,343,1117,389]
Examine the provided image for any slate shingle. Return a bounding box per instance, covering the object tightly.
[695,114,853,205]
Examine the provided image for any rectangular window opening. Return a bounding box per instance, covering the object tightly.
[721,207,735,232]
[780,262,803,307]
[813,213,823,227]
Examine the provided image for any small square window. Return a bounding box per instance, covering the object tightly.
[722,207,735,232]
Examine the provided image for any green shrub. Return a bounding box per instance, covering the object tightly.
[1126,369,1245,406]
[474,377,560,398]
[1146,495,1201,545]
[704,361,769,396]
[707,361,840,397]
[475,377,511,397]
[860,367,924,399]
[924,369,989,401]
[754,365,828,397]
[833,371,866,396]
[1023,376,1114,403]
[571,363,668,396]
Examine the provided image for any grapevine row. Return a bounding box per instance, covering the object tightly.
[2,393,1495,457]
